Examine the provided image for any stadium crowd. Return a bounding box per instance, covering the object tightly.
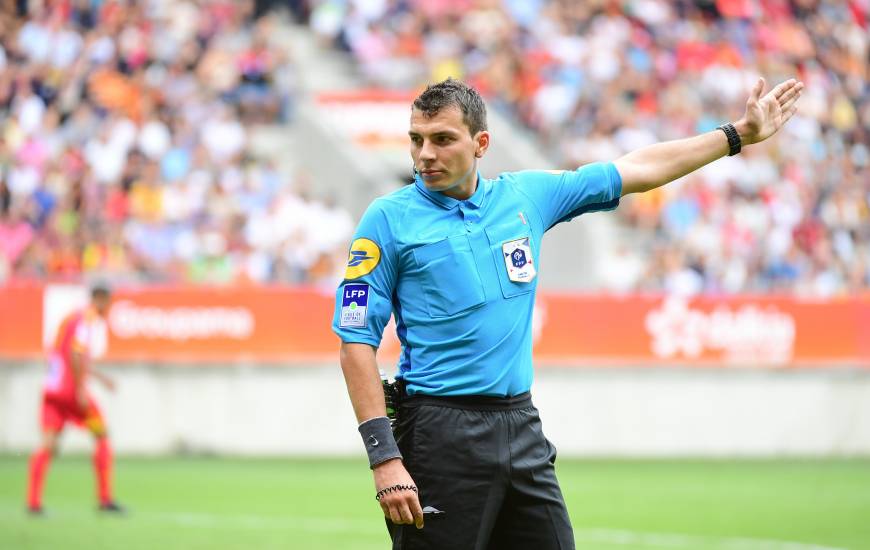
[310,0,869,296]
[0,0,352,286]
[2,0,866,296]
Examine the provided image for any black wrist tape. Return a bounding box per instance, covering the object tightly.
[358,416,402,469]
[717,123,742,156]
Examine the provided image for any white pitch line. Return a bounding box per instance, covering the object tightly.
[157,511,384,535]
[573,528,847,550]
[159,513,848,550]
[1,506,848,550]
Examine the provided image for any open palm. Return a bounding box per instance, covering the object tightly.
[741,78,804,145]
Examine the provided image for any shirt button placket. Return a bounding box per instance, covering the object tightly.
[462,203,478,232]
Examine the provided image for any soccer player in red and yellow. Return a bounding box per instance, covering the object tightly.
[26,284,124,515]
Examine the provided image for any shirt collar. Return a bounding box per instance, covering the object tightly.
[414,172,487,210]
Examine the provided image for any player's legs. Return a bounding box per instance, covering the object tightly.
[388,400,509,550]
[486,406,574,550]
[80,397,117,508]
[27,398,65,512]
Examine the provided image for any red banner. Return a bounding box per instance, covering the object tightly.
[1,284,869,367]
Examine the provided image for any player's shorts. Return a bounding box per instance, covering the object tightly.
[41,394,106,435]
[388,392,574,550]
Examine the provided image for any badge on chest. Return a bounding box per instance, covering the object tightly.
[502,237,537,283]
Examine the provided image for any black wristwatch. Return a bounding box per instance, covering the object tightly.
[717,123,742,156]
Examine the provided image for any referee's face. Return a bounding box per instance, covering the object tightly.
[409,105,489,200]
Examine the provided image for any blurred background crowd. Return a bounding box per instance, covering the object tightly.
[310,0,869,296]
[0,0,350,286]
[1,0,867,296]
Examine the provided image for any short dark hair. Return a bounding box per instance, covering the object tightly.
[412,78,488,136]
[91,282,112,300]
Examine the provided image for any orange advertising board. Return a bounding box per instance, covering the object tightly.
[103,286,342,362]
[0,283,43,359]
[1,284,868,367]
[533,293,870,367]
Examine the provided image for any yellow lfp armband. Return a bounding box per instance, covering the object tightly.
[344,238,381,279]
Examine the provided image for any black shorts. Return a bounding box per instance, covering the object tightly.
[388,392,574,550]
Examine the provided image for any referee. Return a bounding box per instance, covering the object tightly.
[333,77,802,549]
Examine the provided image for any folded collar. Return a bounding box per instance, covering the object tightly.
[414,172,487,209]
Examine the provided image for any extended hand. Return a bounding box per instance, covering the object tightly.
[736,78,804,145]
[373,458,424,529]
[100,374,116,392]
[91,369,116,392]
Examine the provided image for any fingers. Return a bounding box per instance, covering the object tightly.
[381,491,422,527]
[772,78,801,99]
[380,498,403,524]
[750,77,765,102]
[771,79,792,98]
[397,502,414,525]
[373,464,422,527]
[777,81,803,121]
[777,81,803,104]
[410,494,424,529]
[388,504,403,524]
[780,92,801,113]
[781,104,799,124]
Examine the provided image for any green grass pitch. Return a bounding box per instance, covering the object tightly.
[1,456,868,549]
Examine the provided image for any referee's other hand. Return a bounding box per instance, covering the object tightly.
[374,458,424,529]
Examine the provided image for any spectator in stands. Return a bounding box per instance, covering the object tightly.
[0,1,350,286]
[312,0,869,296]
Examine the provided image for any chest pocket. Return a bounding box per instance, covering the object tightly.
[485,222,536,299]
[413,234,486,318]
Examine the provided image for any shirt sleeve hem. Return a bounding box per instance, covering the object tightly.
[604,161,623,198]
[337,335,381,347]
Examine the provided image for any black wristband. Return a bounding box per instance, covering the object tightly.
[358,416,402,469]
[717,123,742,156]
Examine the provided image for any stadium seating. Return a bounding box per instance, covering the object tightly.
[309,0,869,296]
[0,1,352,286]
[2,1,866,295]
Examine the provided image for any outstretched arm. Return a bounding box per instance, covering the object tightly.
[615,78,804,196]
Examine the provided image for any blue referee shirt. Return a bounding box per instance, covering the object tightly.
[332,163,622,397]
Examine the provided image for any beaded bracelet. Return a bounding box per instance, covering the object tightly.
[375,484,418,502]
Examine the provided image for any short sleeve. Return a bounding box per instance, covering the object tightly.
[331,200,398,347]
[513,162,622,230]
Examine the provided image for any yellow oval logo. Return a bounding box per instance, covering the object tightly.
[345,238,381,279]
